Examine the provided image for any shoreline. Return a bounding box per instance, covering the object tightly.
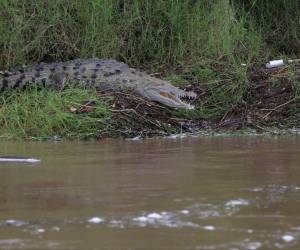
[0,63,298,141]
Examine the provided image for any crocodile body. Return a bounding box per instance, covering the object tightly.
[0,58,196,109]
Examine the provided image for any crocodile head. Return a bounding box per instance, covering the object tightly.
[136,82,197,109]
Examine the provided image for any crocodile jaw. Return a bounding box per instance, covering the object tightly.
[137,85,196,109]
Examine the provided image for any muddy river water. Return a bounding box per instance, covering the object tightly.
[0,136,300,250]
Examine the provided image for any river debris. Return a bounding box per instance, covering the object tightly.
[266,59,285,69]
[0,156,41,163]
[266,58,300,69]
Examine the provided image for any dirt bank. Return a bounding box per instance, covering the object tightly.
[97,65,299,138]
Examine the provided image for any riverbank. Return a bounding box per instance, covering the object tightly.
[98,62,299,138]
[0,62,299,140]
[0,1,299,140]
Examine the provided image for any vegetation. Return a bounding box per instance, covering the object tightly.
[0,0,299,139]
[0,87,111,140]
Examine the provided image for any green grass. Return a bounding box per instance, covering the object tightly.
[0,0,298,139]
[236,0,300,54]
[0,87,111,140]
[0,0,266,67]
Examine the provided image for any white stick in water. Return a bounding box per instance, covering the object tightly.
[0,156,41,163]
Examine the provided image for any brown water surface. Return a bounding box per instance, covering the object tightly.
[0,136,300,250]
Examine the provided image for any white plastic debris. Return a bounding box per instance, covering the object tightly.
[266,59,284,68]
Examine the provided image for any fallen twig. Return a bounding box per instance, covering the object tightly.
[262,98,296,120]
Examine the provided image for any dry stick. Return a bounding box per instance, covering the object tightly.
[109,108,137,113]
[110,108,163,129]
[262,98,296,120]
[219,110,230,125]
[170,117,193,121]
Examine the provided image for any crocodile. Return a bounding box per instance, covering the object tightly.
[0,58,196,109]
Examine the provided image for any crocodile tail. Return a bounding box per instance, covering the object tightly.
[0,61,76,91]
[0,66,57,91]
[0,69,35,91]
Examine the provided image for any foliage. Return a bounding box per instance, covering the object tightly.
[0,0,298,139]
[0,0,265,68]
[0,87,111,140]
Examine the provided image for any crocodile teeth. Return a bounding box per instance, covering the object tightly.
[177,93,196,99]
[186,92,196,99]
